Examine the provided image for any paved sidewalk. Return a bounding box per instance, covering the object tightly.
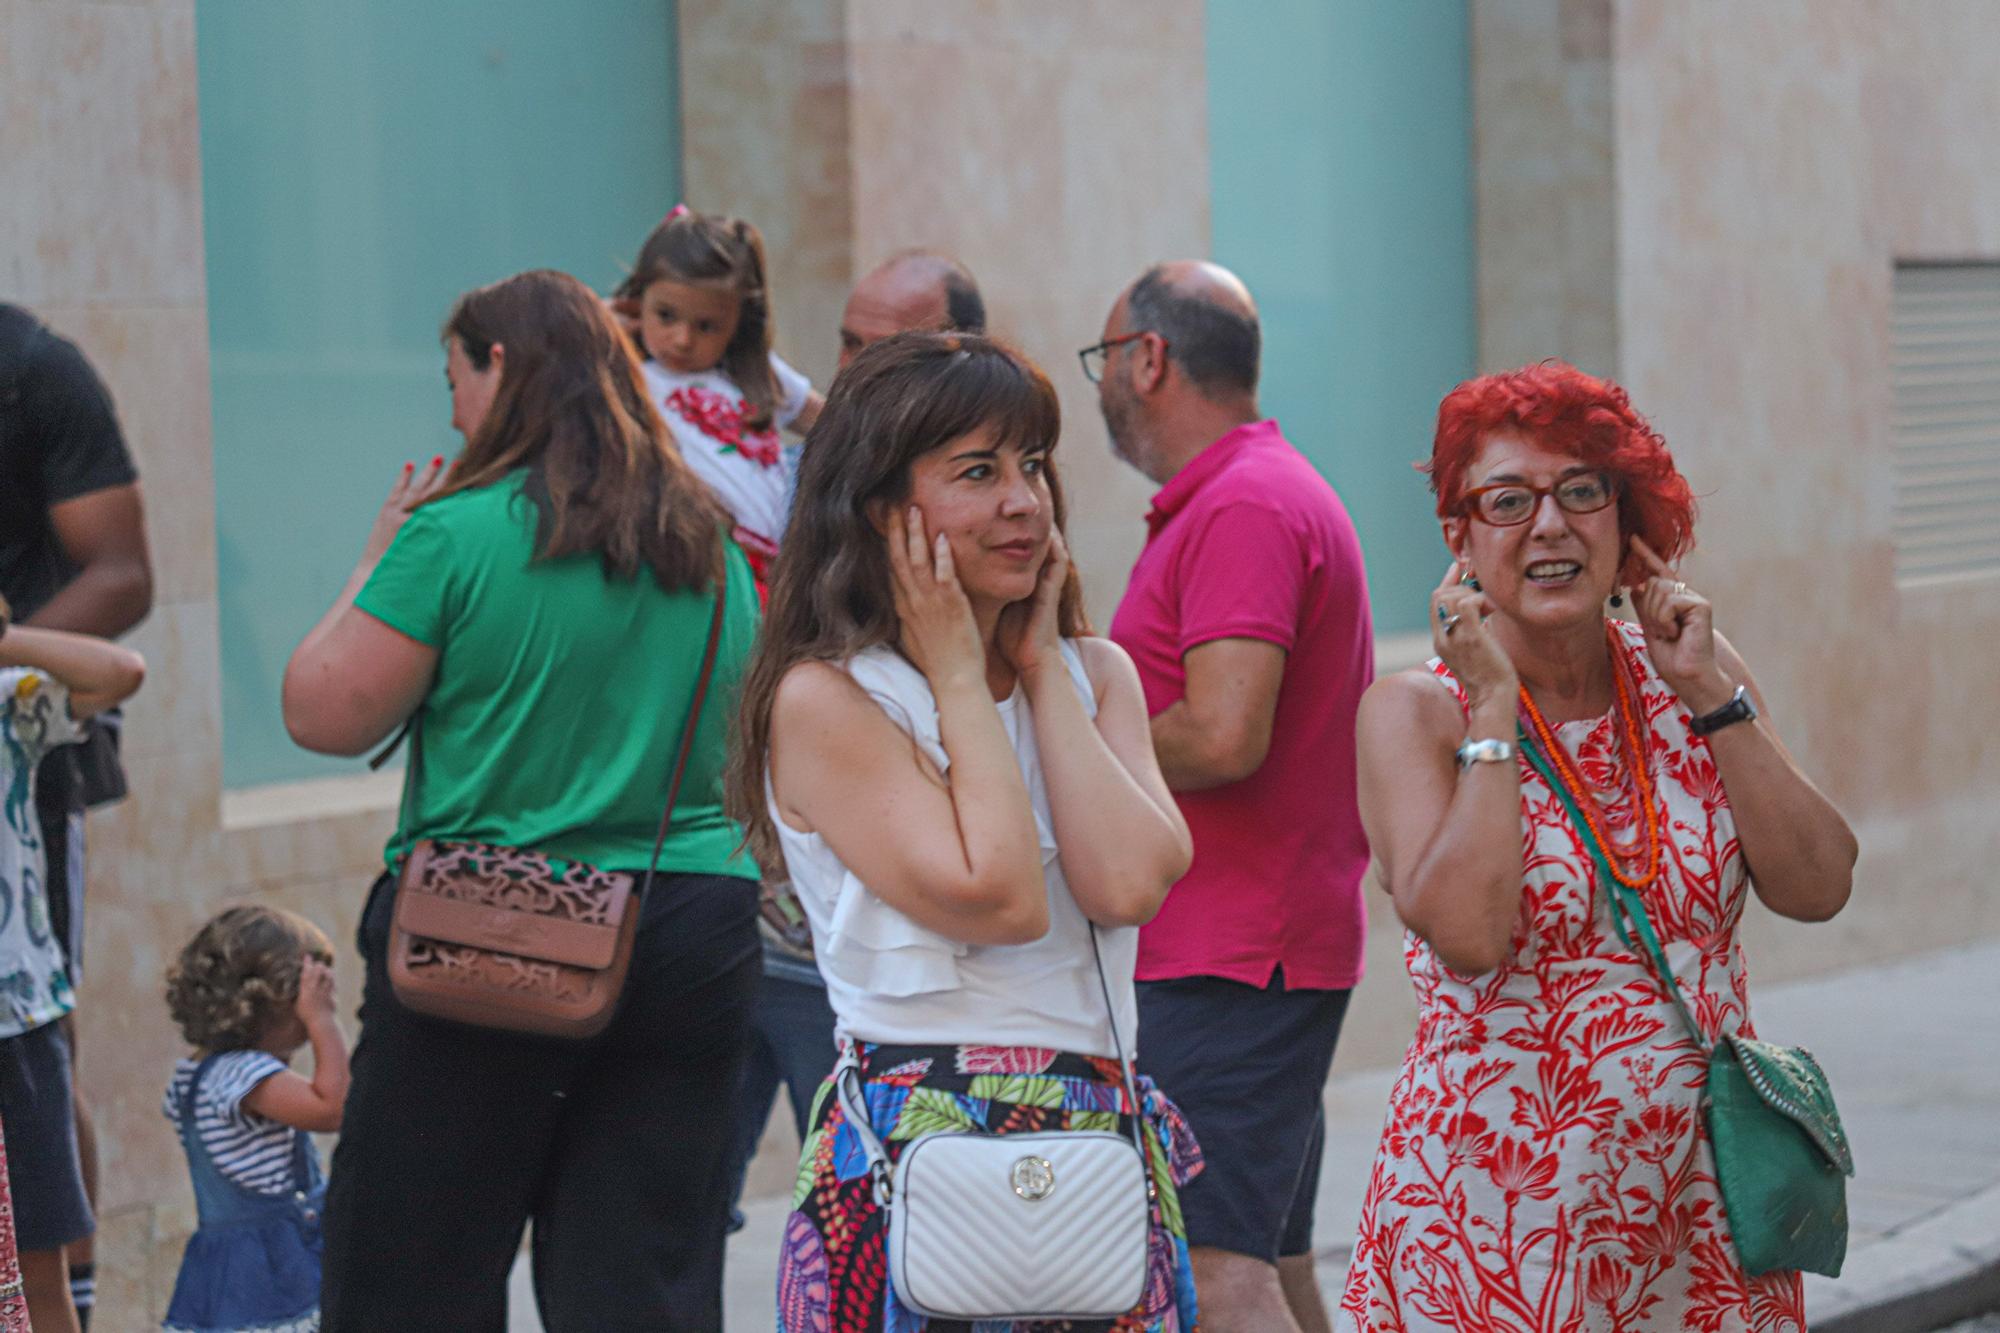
[508,938,2000,1331]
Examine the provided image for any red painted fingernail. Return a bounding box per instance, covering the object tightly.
[432,455,444,467]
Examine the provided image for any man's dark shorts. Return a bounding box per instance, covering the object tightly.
[1137,971,1350,1263]
[0,1020,94,1251]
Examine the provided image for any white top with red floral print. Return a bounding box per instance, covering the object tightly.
[1336,618,1805,1333]
[642,353,812,554]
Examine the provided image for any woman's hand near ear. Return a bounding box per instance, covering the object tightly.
[364,457,450,563]
[1431,559,1514,710]
[283,457,443,756]
[888,507,985,691]
[997,530,1068,684]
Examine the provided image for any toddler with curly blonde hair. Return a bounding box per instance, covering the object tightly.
[160,906,347,1333]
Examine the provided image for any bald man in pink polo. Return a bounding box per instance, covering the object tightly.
[1088,261,1373,1333]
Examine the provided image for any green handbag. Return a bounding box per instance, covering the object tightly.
[1520,732,1854,1278]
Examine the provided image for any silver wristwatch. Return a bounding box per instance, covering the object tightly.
[1455,737,1516,771]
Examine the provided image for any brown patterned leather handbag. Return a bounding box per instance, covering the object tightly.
[385,582,726,1039]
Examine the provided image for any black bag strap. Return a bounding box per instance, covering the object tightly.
[375,562,729,901]
[1088,922,1151,1161]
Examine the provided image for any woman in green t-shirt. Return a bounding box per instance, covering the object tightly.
[283,269,762,1332]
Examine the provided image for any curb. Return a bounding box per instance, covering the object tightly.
[1810,1179,2000,1331]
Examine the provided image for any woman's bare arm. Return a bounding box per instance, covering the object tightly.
[1696,635,1856,921]
[283,602,436,756]
[771,661,1047,945]
[283,460,444,755]
[1361,670,1524,976]
[769,509,1049,946]
[1029,637,1191,927]
[1625,539,1855,922]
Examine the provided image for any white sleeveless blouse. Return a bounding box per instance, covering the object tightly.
[771,639,1141,1059]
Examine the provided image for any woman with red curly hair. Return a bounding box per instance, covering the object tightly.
[1336,362,1856,1331]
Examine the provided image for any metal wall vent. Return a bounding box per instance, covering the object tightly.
[1890,262,2000,588]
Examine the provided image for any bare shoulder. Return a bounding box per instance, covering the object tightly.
[773,658,858,712]
[771,659,881,741]
[1361,666,1461,738]
[771,657,937,766]
[1073,634,1140,703]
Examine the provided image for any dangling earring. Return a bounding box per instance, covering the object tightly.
[1460,569,1482,593]
[1609,589,1625,609]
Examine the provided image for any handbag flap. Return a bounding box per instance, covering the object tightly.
[1722,1035,1855,1177]
[395,839,633,973]
[396,889,626,969]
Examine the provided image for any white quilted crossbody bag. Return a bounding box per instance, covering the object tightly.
[833,929,1155,1321]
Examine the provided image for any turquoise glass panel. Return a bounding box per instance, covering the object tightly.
[198,0,679,787]
[1207,0,1475,634]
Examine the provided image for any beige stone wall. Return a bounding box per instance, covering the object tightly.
[1473,0,1620,376]
[2,2,392,1326]
[1612,0,2000,976]
[679,0,853,397]
[682,0,1209,630]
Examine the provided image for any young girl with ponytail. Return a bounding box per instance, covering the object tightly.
[617,206,823,591]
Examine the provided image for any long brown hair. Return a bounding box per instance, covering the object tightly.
[616,208,781,430]
[438,269,727,591]
[725,332,1088,873]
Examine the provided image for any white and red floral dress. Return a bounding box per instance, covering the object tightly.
[1337,619,1806,1333]
[641,352,813,583]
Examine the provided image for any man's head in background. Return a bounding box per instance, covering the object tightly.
[838,250,985,369]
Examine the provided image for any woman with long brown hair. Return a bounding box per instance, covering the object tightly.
[283,269,763,1331]
[727,332,1202,1332]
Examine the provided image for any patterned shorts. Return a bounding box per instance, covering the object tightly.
[777,1042,1204,1333]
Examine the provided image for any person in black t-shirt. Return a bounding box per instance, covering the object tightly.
[0,303,153,1333]
[0,307,150,624]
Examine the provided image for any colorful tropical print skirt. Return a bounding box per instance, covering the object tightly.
[777,1042,1204,1332]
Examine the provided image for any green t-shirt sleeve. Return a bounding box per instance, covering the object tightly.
[356,507,456,647]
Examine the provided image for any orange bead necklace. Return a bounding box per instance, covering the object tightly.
[1517,622,1663,891]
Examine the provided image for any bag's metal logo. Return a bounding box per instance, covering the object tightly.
[1010,1155,1055,1202]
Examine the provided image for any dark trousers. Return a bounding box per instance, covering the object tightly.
[1136,972,1351,1262]
[723,968,839,1223]
[320,870,760,1333]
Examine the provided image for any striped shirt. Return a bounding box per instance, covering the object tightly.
[161,1051,298,1196]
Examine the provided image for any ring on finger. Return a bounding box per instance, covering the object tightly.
[1443,613,1462,635]
[1673,581,1687,596]
[1436,604,1451,626]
